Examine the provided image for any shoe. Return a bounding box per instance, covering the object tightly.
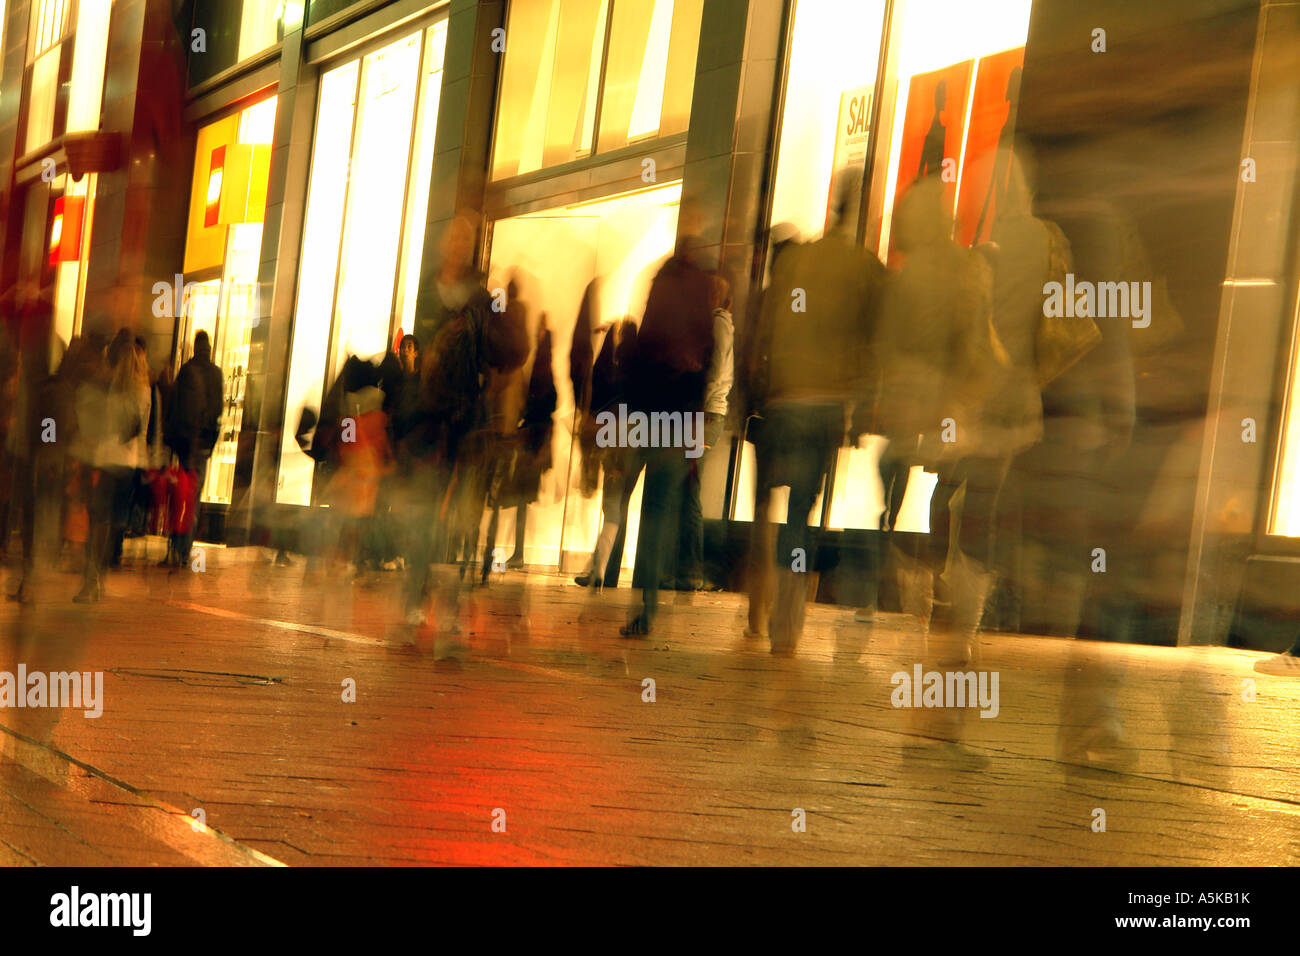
[72,582,101,604]
[742,626,766,640]
[619,615,652,638]
[505,553,524,569]
[852,607,874,623]
[6,583,32,605]
[405,608,428,627]
[275,551,293,568]
[1254,652,1300,677]
[574,573,591,587]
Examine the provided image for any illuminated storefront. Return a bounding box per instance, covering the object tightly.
[276,16,449,506]
[178,94,278,506]
[479,0,704,569]
[731,0,1033,545]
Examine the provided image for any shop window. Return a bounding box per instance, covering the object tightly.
[491,0,702,180]
[27,0,70,57]
[177,94,279,505]
[66,0,111,134]
[736,0,1032,533]
[595,0,701,152]
[189,0,287,88]
[277,20,449,506]
[1269,302,1300,536]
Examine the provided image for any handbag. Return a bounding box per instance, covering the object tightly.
[1035,219,1100,387]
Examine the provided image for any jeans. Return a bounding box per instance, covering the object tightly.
[403,457,454,613]
[762,402,843,570]
[86,466,133,588]
[928,454,1010,572]
[629,444,691,626]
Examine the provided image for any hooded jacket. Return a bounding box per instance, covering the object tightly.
[167,338,224,462]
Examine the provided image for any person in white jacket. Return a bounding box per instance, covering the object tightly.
[76,332,150,602]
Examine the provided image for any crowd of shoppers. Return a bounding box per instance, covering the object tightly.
[0,306,223,603]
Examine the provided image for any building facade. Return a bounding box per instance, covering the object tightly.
[2,0,1298,649]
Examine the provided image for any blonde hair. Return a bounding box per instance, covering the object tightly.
[709,274,731,312]
[112,345,149,394]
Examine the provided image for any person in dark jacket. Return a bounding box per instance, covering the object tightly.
[163,330,223,567]
[619,235,715,637]
[753,183,888,655]
[575,319,638,589]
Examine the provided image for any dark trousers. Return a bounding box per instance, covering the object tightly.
[928,454,1010,571]
[601,467,640,588]
[86,466,133,588]
[629,445,691,625]
[403,457,454,613]
[763,402,842,568]
[672,460,703,587]
[173,453,209,563]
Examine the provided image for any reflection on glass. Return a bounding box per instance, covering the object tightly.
[494,0,609,178]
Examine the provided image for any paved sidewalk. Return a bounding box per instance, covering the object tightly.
[0,543,1296,865]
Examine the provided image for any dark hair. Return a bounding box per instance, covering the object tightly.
[400,334,419,353]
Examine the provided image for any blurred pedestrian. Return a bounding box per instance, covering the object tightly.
[75,331,150,602]
[751,183,887,655]
[619,234,715,637]
[163,330,223,568]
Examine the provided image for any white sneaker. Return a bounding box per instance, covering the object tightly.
[852,607,874,623]
[405,608,428,627]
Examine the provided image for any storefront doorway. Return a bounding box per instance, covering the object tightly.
[486,181,682,570]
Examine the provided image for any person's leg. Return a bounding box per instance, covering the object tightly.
[746,488,775,637]
[79,469,120,599]
[937,456,1010,664]
[626,448,686,632]
[604,461,641,589]
[769,404,838,653]
[509,503,527,567]
[675,461,704,589]
[8,459,37,601]
[403,460,443,618]
[584,470,626,584]
[179,454,209,565]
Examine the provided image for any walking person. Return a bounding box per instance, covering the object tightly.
[671,273,734,590]
[751,184,888,655]
[163,330,223,568]
[739,224,802,640]
[488,310,552,579]
[76,331,151,602]
[402,215,525,652]
[619,234,714,637]
[877,174,1042,666]
[575,319,638,590]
